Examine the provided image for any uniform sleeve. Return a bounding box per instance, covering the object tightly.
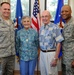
[72,24,74,59]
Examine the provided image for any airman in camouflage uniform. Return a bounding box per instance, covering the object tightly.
[61,5,74,75]
[0,2,15,75]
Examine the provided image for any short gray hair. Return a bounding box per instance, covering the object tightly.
[21,16,31,23]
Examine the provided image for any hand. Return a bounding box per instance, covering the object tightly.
[38,55,40,60]
[16,56,19,62]
[71,60,74,68]
[50,58,58,67]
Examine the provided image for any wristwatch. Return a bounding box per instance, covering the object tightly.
[53,58,58,61]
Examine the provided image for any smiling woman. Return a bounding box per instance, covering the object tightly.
[16,16,39,75]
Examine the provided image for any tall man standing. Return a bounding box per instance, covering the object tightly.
[0,2,15,75]
[61,5,74,75]
[39,10,64,75]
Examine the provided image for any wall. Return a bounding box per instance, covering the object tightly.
[0,0,10,3]
[69,0,74,17]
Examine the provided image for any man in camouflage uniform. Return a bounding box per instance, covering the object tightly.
[61,5,74,75]
[0,2,15,75]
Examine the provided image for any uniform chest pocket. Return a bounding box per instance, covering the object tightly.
[0,27,10,35]
[64,26,73,37]
[0,26,10,32]
[0,27,10,43]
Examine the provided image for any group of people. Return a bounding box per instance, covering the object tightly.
[0,1,74,75]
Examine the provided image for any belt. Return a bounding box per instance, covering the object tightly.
[41,49,55,52]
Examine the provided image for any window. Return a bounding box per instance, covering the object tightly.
[46,0,68,20]
[11,0,30,20]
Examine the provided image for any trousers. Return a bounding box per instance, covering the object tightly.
[0,55,15,75]
[20,58,37,75]
[40,51,58,75]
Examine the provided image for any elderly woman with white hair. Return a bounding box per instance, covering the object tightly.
[16,16,39,75]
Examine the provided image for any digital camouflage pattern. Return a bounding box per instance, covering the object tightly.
[0,17,15,57]
[62,17,74,75]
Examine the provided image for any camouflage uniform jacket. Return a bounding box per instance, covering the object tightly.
[62,17,74,65]
[0,17,15,57]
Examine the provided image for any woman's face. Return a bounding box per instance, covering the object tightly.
[22,17,31,29]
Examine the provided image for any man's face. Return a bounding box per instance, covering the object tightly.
[0,3,10,19]
[41,11,51,25]
[61,6,71,21]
